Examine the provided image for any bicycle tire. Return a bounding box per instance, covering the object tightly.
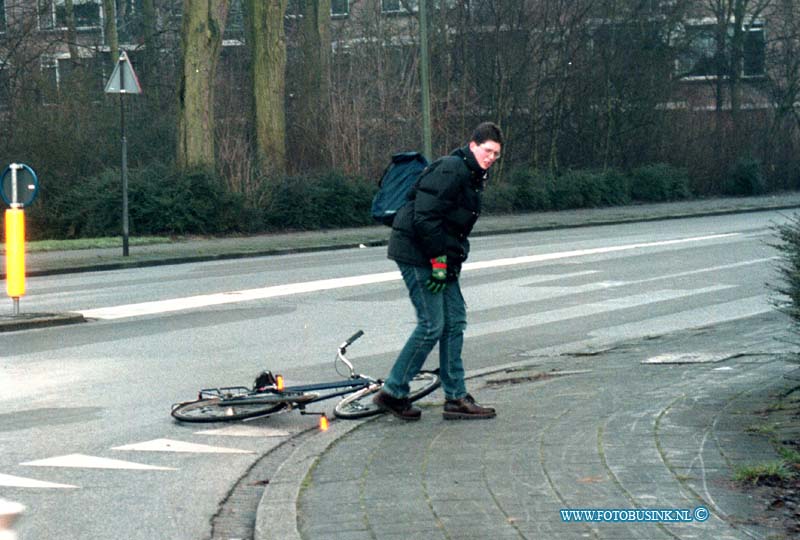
[171,398,286,423]
[333,371,441,419]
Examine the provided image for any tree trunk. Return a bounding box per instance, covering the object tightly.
[297,0,332,169]
[102,0,119,66]
[141,0,158,102]
[246,0,288,175]
[64,0,79,61]
[176,0,229,170]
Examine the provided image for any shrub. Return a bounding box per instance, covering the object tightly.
[481,175,517,214]
[501,167,552,212]
[599,168,632,206]
[723,157,766,196]
[630,163,691,202]
[263,171,374,230]
[485,167,630,213]
[30,162,259,238]
[770,212,800,358]
[550,170,606,210]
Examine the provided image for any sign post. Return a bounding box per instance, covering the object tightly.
[104,51,142,257]
[1,163,39,315]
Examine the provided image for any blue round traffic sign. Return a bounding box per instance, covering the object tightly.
[1,164,39,207]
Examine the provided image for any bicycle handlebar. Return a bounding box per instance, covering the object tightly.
[336,330,364,377]
[341,330,364,350]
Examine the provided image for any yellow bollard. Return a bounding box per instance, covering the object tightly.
[5,207,25,299]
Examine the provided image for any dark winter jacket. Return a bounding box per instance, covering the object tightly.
[387,145,487,279]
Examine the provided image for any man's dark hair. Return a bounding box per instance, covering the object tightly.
[471,122,504,146]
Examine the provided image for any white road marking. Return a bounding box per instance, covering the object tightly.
[112,438,253,454]
[195,426,290,438]
[78,271,401,320]
[641,353,734,364]
[471,285,734,336]
[0,473,77,489]
[76,233,741,320]
[463,233,739,270]
[589,296,771,342]
[20,454,176,471]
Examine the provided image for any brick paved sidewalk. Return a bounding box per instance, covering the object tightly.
[256,312,799,540]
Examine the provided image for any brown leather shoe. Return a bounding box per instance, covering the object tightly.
[443,394,496,420]
[372,389,422,421]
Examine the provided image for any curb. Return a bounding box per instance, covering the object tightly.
[0,312,85,333]
[254,417,370,540]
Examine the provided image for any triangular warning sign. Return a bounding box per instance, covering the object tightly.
[104,51,142,94]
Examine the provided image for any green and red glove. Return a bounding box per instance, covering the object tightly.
[426,255,447,293]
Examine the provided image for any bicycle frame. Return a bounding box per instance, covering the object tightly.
[196,330,378,408]
[171,330,440,425]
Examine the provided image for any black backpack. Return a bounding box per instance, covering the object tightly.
[371,151,429,226]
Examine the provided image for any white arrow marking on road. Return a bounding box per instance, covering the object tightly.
[0,473,77,489]
[112,438,253,454]
[76,233,739,320]
[195,426,290,438]
[20,454,175,471]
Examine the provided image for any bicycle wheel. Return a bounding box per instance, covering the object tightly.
[333,371,441,420]
[171,398,286,423]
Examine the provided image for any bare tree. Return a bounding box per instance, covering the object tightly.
[63,0,79,60]
[293,0,332,170]
[176,0,230,170]
[103,0,119,64]
[245,0,288,175]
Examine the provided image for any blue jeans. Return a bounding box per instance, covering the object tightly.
[382,262,468,401]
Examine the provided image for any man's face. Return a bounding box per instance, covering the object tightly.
[469,140,502,170]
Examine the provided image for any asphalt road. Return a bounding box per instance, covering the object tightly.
[0,208,797,539]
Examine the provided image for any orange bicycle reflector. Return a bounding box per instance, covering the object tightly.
[319,415,330,431]
[275,375,284,391]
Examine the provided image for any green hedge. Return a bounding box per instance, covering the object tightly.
[25,164,375,239]
[24,161,699,239]
[723,157,766,196]
[482,164,687,214]
[27,163,258,239]
[261,171,374,230]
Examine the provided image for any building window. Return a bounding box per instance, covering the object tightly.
[331,0,348,17]
[742,24,765,77]
[677,21,766,79]
[117,0,146,46]
[39,56,59,104]
[224,0,245,42]
[39,0,101,30]
[382,0,416,14]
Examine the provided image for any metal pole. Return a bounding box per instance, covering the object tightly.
[419,0,432,161]
[120,56,129,257]
[9,165,20,315]
[10,164,18,206]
